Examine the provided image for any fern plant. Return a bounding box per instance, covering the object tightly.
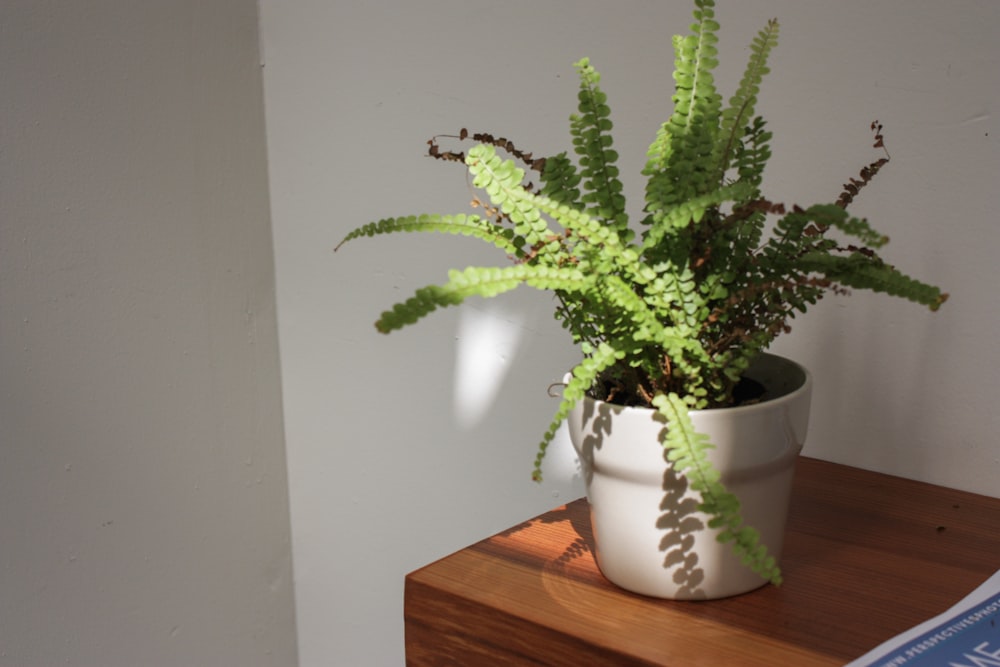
[337,0,946,584]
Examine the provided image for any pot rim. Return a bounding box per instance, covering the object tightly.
[567,353,812,418]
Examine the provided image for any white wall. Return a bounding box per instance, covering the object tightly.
[0,2,296,665]
[260,1,999,665]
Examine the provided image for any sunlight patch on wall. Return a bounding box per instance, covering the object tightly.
[453,304,525,430]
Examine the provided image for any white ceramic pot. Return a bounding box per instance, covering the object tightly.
[568,354,812,600]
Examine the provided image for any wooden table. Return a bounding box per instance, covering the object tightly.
[404,457,1000,666]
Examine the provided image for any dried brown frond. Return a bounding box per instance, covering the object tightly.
[427,129,547,173]
[836,121,891,209]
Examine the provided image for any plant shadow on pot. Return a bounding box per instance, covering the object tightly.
[656,462,707,598]
[573,395,709,599]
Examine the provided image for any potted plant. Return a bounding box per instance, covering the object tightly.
[336,0,946,598]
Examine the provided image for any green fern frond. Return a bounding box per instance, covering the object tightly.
[465,144,642,276]
[375,264,593,333]
[533,342,625,482]
[797,204,890,248]
[375,284,467,334]
[466,144,552,245]
[642,1,728,255]
[643,181,755,247]
[539,152,582,208]
[715,125,773,273]
[797,251,948,311]
[601,275,708,367]
[731,116,773,201]
[528,194,619,247]
[569,58,629,236]
[652,392,782,584]
[647,1,721,204]
[715,19,779,182]
[335,213,523,256]
[764,204,876,265]
[673,1,722,138]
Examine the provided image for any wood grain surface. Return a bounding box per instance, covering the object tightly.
[405,457,1000,666]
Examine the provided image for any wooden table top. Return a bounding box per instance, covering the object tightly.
[404,457,1000,666]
